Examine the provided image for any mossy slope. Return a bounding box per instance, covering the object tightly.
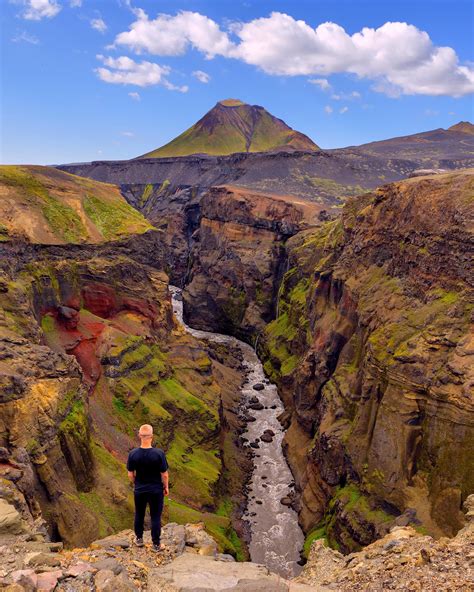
[0,165,153,244]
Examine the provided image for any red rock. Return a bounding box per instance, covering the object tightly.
[36,570,63,592]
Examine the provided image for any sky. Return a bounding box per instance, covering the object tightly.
[1,0,473,164]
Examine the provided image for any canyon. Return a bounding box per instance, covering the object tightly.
[0,110,473,591]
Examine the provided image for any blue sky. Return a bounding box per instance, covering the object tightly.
[1,0,473,164]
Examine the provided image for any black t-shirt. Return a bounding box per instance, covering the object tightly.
[126,447,169,494]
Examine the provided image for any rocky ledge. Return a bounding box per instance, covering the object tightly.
[1,495,473,591]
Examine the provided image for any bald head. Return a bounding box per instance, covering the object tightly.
[138,424,153,439]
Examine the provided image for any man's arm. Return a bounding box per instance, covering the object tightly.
[128,470,135,485]
[161,471,169,496]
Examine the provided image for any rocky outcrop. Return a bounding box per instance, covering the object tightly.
[182,185,321,340]
[296,494,474,591]
[1,495,472,591]
[261,170,474,550]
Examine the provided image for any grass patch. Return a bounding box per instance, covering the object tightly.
[303,524,328,558]
[84,193,153,240]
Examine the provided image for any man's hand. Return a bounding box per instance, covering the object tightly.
[161,471,169,496]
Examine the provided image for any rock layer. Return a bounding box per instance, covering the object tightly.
[183,185,321,340]
[261,170,474,549]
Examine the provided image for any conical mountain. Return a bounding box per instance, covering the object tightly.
[138,99,319,158]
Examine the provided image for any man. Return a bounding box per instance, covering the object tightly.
[127,424,169,551]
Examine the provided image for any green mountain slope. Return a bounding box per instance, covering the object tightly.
[139,99,319,159]
[0,165,153,244]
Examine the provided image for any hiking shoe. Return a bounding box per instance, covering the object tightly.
[152,543,165,552]
[135,537,144,547]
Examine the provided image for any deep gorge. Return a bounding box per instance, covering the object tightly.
[0,165,472,573]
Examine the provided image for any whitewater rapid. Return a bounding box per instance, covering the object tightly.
[169,286,304,578]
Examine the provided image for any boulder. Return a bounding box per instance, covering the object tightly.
[36,569,63,592]
[148,554,290,591]
[0,499,24,535]
[94,569,137,592]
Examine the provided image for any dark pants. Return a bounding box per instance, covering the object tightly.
[134,490,164,544]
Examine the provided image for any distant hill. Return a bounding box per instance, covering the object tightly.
[0,165,153,244]
[138,99,319,159]
[352,121,474,163]
[448,121,474,135]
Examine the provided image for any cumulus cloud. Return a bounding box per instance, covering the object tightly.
[309,78,331,91]
[120,131,135,137]
[113,10,474,97]
[340,106,349,114]
[91,18,107,33]
[192,70,211,83]
[12,30,39,44]
[70,0,81,6]
[324,105,333,114]
[113,10,234,58]
[128,91,141,100]
[17,0,61,20]
[95,55,188,91]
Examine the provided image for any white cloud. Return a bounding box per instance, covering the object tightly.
[128,91,141,101]
[308,78,331,91]
[192,70,211,83]
[120,131,135,137]
[18,0,61,20]
[113,10,234,58]
[331,91,361,100]
[95,55,188,91]
[91,18,107,33]
[113,10,474,97]
[340,106,349,114]
[424,109,440,116]
[324,105,333,114]
[70,0,81,6]
[12,30,39,44]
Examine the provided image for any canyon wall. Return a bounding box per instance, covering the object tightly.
[260,170,474,550]
[183,185,322,340]
[0,167,248,556]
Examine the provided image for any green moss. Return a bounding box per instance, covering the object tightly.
[139,184,153,206]
[0,165,88,242]
[42,193,88,242]
[76,489,132,538]
[83,193,153,240]
[303,524,328,558]
[59,400,88,438]
[295,173,365,198]
[0,222,10,242]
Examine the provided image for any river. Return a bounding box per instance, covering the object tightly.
[169,286,304,578]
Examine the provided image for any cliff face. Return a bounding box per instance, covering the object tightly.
[0,170,248,555]
[182,186,322,340]
[261,170,474,550]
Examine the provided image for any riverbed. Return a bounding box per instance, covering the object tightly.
[169,286,304,578]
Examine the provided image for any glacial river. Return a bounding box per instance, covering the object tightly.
[170,286,304,578]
